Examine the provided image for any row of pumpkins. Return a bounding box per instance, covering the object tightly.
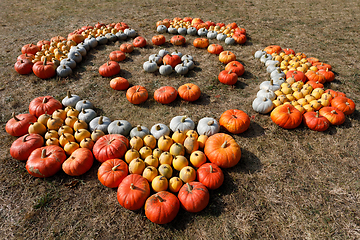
[155,17,247,45]
[14,22,140,78]
[6,91,252,224]
[252,45,356,131]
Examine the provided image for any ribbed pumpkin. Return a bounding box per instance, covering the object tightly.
[303,111,330,132]
[270,105,302,129]
[145,191,180,224]
[196,163,224,190]
[178,83,201,102]
[6,112,37,137]
[117,174,150,210]
[178,182,209,213]
[98,159,129,188]
[319,106,346,125]
[154,86,178,104]
[204,133,241,168]
[10,134,44,161]
[219,109,250,134]
[225,61,245,76]
[92,134,129,163]
[62,148,94,176]
[330,96,355,115]
[29,96,62,117]
[126,85,148,104]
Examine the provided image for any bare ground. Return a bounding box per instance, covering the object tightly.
[1,0,360,239]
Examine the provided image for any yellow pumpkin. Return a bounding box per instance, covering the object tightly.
[179,166,196,183]
[159,152,173,165]
[172,155,189,171]
[91,129,105,142]
[37,113,51,126]
[294,104,306,114]
[66,107,79,117]
[151,176,168,192]
[144,155,159,168]
[64,141,80,155]
[171,129,186,144]
[73,119,88,131]
[79,138,94,150]
[129,158,145,175]
[58,125,74,136]
[129,136,144,151]
[47,116,64,130]
[52,109,67,120]
[142,166,158,182]
[186,130,198,139]
[143,135,157,149]
[304,94,316,103]
[59,133,75,147]
[169,177,183,193]
[169,143,185,156]
[311,88,325,99]
[139,146,153,159]
[157,135,174,152]
[152,148,163,159]
[44,129,59,140]
[46,138,60,146]
[183,135,199,154]
[158,164,173,179]
[197,135,208,149]
[28,122,47,135]
[74,129,91,142]
[124,148,140,164]
[190,151,207,168]
[64,116,78,128]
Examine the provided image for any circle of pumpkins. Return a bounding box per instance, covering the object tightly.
[252,45,356,131]
[6,92,251,225]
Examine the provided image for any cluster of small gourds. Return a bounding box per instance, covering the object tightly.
[155,17,247,45]
[14,22,137,79]
[252,45,356,131]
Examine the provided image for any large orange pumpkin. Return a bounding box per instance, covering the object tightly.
[92,134,129,163]
[319,106,346,125]
[28,95,62,117]
[98,159,129,188]
[330,96,355,115]
[5,112,37,137]
[264,45,282,54]
[178,182,209,213]
[126,85,148,104]
[10,134,44,161]
[62,148,94,176]
[225,61,245,76]
[204,133,241,168]
[154,86,178,104]
[270,105,302,129]
[196,163,224,190]
[117,174,150,210]
[178,83,201,102]
[219,109,250,134]
[145,191,180,224]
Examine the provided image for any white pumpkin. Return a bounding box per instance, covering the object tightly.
[150,123,171,139]
[107,120,132,136]
[260,54,272,64]
[89,116,112,133]
[256,89,276,101]
[252,97,274,114]
[254,50,266,59]
[62,91,80,107]
[259,80,281,92]
[196,117,220,136]
[169,116,195,133]
[130,125,150,139]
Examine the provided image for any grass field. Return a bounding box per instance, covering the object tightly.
[1,0,360,239]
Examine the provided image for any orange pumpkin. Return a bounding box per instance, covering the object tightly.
[193,38,209,48]
[225,61,245,76]
[110,77,129,91]
[126,85,148,104]
[219,51,236,64]
[98,159,128,188]
[330,96,355,115]
[62,148,94,176]
[178,83,201,102]
[264,45,282,54]
[319,106,346,125]
[117,174,150,210]
[270,105,302,129]
[219,109,250,134]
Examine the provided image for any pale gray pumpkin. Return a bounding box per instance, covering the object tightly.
[256,89,276,101]
[75,100,94,111]
[68,51,82,63]
[197,117,220,136]
[56,64,72,77]
[159,65,173,75]
[171,50,182,58]
[105,33,117,42]
[207,30,218,39]
[84,35,98,48]
[175,63,189,75]
[158,49,170,58]
[254,50,266,59]
[89,116,112,133]
[96,35,108,45]
[260,54,272,64]
[60,58,76,69]
[157,25,168,34]
[116,31,127,40]
[78,108,97,123]
[130,125,150,139]
[124,28,137,38]
[259,80,281,92]
[169,116,195,133]
[266,64,280,73]
[70,46,86,57]
[197,28,208,36]
[225,37,235,45]
[77,42,90,51]
[270,68,285,80]
[181,54,193,62]
[265,59,279,67]
[107,120,132,136]
[182,59,195,70]
[150,123,171,139]
[187,27,197,36]
[149,54,163,65]
[143,60,158,73]
[177,27,187,35]
[252,97,274,114]
[167,27,178,34]
[272,77,285,85]
[62,91,80,107]
[216,33,227,41]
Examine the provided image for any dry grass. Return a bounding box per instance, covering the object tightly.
[1,0,360,239]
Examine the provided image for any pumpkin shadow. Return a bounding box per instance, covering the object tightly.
[227,148,262,174]
[240,121,265,138]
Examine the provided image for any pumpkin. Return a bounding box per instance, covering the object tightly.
[190,151,207,168]
[154,86,178,104]
[92,134,129,163]
[26,146,66,178]
[142,166,158,182]
[318,68,335,82]
[286,70,306,83]
[264,45,282,54]
[270,105,302,129]
[110,77,129,91]
[120,43,134,53]
[6,112,37,137]
[218,70,238,85]
[10,134,44,161]
[172,129,187,145]
[73,119,88,131]
[109,51,126,62]
[63,141,79,155]
[139,146,153,159]
[144,155,159,168]
[157,135,174,152]
[170,35,186,46]
[219,109,250,134]
[152,176,169,192]
[80,138,94,150]
[178,166,196,183]
[107,120,132,136]
[219,51,236,64]
[46,116,63,130]
[152,35,166,46]
[330,96,355,115]
[58,125,74,136]
[14,59,33,75]
[32,59,56,79]
[197,163,224,190]
[125,148,140,164]
[45,129,58,140]
[117,174,150,211]
[232,33,247,44]
[62,91,81,107]
[74,129,91,142]
[126,85,148,104]
[29,95,62,117]
[91,129,105,142]
[133,36,147,48]
[207,44,224,55]
[169,177,183,193]
[150,123,171,139]
[303,111,330,132]
[193,38,209,48]
[59,133,75,147]
[204,133,241,168]
[89,116,112,133]
[169,115,195,133]
[62,148,93,176]
[130,125,150,139]
[158,164,173,179]
[143,60,158,73]
[178,182,209,213]
[178,83,201,102]
[305,70,326,84]
[319,107,346,125]
[163,54,181,68]
[129,158,146,175]
[78,108,97,123]
[75,99,94,111]
[169,143,185,156]
[145,191,180,224]
[99,61,120,77]
[225,61,245,76]
[252,97,274,114]
[21,43,39,55]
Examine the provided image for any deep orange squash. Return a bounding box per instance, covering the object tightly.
[92,134,129,163]
[10,134,44,161]
[98,159,128,188]
[270,105,302,129]
[178,182,209,213]
[5,112,37,136]
[145,191,180,224]
[117,174,150,210]
[62,148,94,176]
[196,163,224,190]
[219,109,250,134]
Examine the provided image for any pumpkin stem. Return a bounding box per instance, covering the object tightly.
[130,183,135,190]
[98,116,103,125]
[81,108,86,114]
[155,194,164,202]
[316,111,319,118]
[136,87,140,92]
[210,165,213,173]
[12,112,21,121]
[221,140,227,148]
[41,149,46,158]
[42,97,48,103]
[136,125,142,131]
[112,164,121,171]
[331,110,337,114]
[186,182,192,192]
[270,79,274,85]
[207,120,214,126]
[22,134,30,142]
[117,121,122,126]
[43,58,47,65]
[155,125,161,131]
[109,138,115,144]
[181,116,187,122]
[287,107,291,114]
